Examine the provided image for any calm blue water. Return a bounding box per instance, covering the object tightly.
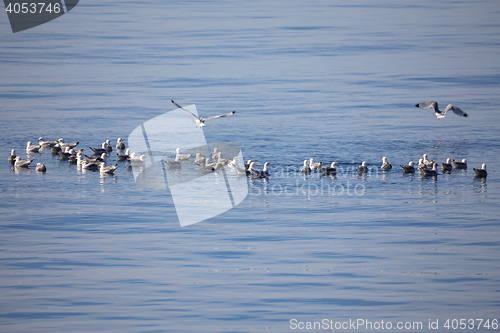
[1,0,500,332]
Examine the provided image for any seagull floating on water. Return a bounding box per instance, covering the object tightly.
[171,100,236,128]
[175,148,192,161]
[253,162,270,178]
[401,161,415,173]
[452,158,467,169]
[381,157,392,170]
[37,137,57,148]
[129,152,147,164]
[321,162,338,175]
[8,149,16,165]
[309,158,322,171]
[422,163,438,176]
[165,156,182,169]
[116,138,125,151]
[417,159,427,171]
[415,101,468,119]
[301,160,311,173]
[14,157,34,168]
[422,154,434,168]
[473,164,487,178]
[105,139,113,153]
[99,163,118,174]
[35,163,46,172]
[442,158,453,172]
[357,161,368,174]
[26,141,41,154]
[117,148,130,161]
[57,139,79,150]
[90,142,108,155]
[195,153,206,166]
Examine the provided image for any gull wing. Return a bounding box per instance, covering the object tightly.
[415,101,439,113]
[204,111,236,121]
[443,104,468,117]
[171,100,201,120]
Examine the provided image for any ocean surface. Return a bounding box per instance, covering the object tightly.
[1,0,500,332]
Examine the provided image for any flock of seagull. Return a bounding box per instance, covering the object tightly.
[7,100,488,179]
[299,154,487,178]
[8,137,138,175]
[7,136,274,179]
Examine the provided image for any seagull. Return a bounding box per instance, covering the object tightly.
[228,156,239,168]
[129,152,148,164]
[381,156,392,170]
[105,139,113,153]
[117,148,131,161]
[8,149,16,165]
[442,158,453,172]
[246,162,257,176]
[422,163,438,176]
[35,163,46,172]
[14,157,34,168]
[422,154,434,168]
[171,100,236,128]
[81,160,100,170]
[116,138,125,151]
[83,152,107,163]
[195,153,206,166]
[58,148,76,160]
[37,137,57,148]
[216,152,231,165]
[357,161,368,174]
[321,162,338,175]
[253,162,271,179]
[165,156,182,169]
[309,158,322,171]
[175,148,192,161]
[26,141,41,153]
[401,161,415,173]
[99,163,118,174]
[300,160,311,173]
[244,160,252,171]
[228,157,247,174]
[51,143,62,155]
[212,148,219,160]
[417,159,427,171]
[453,158,467,169]
[473,164,487,178]
[90,142,108,155]
[199,158,221,172]
[57,139,79,150]
[415,101,468,119]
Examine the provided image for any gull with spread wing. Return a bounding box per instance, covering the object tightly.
[415,101,468,119]
[171,100,235,128]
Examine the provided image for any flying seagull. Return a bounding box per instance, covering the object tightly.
[171,100,235,128]
[415,101,468,119]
